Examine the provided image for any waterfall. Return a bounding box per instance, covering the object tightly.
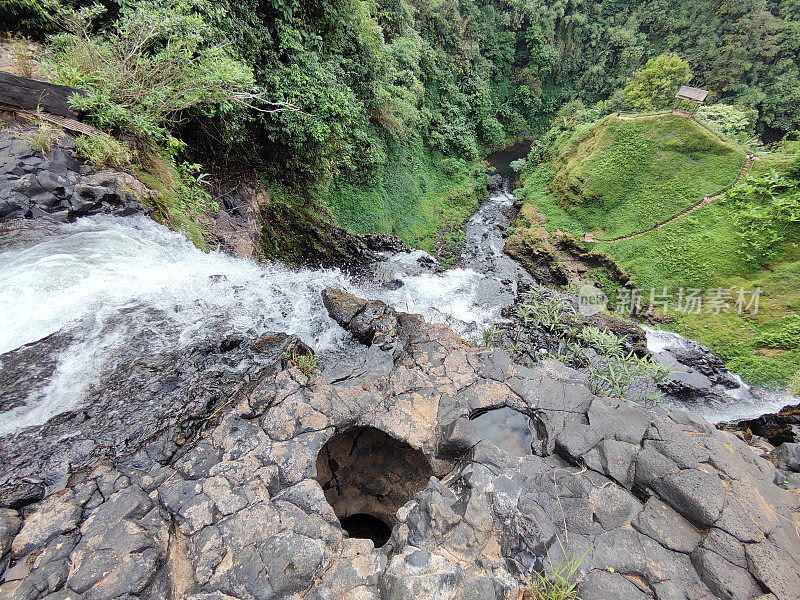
[0,211,514,434]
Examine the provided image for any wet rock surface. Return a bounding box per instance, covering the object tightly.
[322,288,399,350]
[460,184,534,305]
[0,128,150,223]
[1,291,798,600]
[0,313,304,507]
[732,403,800,446]
[258,200,410,274]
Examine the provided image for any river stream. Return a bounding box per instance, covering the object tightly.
[0,177,796,435]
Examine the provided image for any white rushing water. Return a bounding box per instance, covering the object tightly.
[644,327,797,423]
[0,215,505,433]
[3,204,795,434]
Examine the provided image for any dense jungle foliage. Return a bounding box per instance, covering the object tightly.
[5,0,800,184]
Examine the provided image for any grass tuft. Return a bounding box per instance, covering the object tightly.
[74,134,131,169]
[283,350,320,377]
[20,120,62,153]
[522,541,586,600]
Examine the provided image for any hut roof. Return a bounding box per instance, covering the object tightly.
[676,86,709,103]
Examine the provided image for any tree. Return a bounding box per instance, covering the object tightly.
[47,1,299,151]
[622,53,693,111]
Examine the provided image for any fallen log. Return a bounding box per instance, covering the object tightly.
[0,71,86,119]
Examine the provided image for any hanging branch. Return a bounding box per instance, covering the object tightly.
[231,92,312,116]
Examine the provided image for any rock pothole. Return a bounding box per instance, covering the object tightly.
[315,427,433,547]
[469,406,534,456]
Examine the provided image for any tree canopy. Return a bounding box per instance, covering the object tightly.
[5,0,800,180]
[623,54,692,111]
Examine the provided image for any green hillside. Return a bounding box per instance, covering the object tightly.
[528,115,746,240]
[515,116,800,387]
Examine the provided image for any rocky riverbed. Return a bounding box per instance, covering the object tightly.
[0,131,799,600]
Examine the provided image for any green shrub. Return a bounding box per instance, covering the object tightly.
[729,170,800,266]
[0,0,64,35]
[695,104,758,142]
[510,158,527,172]
[440,157,466,179]
[45,1,274,150]
[786,155,800,181]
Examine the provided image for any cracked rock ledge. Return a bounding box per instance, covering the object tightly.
[0,289,798,600]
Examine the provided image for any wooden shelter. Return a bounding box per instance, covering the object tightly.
[675,85,709,112]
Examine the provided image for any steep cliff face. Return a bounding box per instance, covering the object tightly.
[258,199,408,271]
[1,291,798,600]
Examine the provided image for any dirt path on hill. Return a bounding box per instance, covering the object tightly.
[581,152,755,244]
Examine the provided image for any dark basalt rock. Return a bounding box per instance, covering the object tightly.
[0,128,152,224]
[0,309,303,504]
[665,340,742,389]
[322,287,399,349]
[731,402,800,445]
[486,174,503,192]
[1,292,799,600]
[776,442,800,472]
[259,200,411,273]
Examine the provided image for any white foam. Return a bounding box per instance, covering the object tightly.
[0,215,503,433]
[644,326,798,423]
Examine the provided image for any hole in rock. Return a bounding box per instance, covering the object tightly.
[316,427,433,547]
[339,513,392,547]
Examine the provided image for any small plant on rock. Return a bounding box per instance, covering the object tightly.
[283,350,320,377]
[586,351,671,405]
[516,288,576,333]
[20,119,62,153]
[174,162,217,216]
[502,287,671,405]
[481,325,502,347]
[523,542,586,600]
[575,326,622,356]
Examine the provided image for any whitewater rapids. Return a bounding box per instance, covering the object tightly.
[0,215,509,433]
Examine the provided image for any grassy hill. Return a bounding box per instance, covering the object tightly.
[523,115,746,240]
[514,115,800,387]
